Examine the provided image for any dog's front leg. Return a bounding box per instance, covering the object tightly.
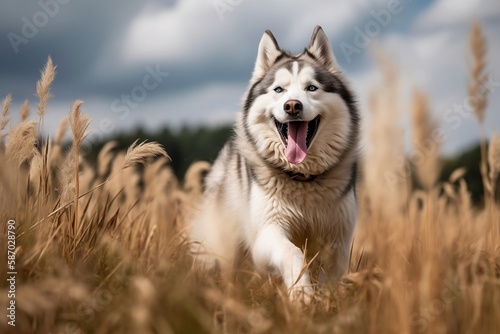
[251,224,313,302]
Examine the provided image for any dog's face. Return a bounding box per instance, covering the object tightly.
[241,26,358,175]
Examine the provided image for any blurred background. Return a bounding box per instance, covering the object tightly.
[1,0,499,200]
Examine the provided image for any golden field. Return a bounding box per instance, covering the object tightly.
[1,24,499,334]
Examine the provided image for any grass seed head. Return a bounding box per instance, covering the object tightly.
[36,56,56,119]
[122,139,169,170]
[6,120,38,166]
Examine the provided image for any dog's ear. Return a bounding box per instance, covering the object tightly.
[308,26,339,72]
[252,30,281,80]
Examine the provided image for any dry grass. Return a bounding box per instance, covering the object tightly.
[1,24,500,334]
[1,94,12,139]
[469,23,488,125]
[20,100,30,123]
[488,134,500,202]
[411,88,440,190]
[469,22,491,202]
[36,56,55,120]
[5,120,39,167]
[364,47,409,216]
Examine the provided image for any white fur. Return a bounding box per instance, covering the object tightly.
[189,26,359,303]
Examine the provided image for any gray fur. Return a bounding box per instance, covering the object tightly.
[190,26,360,302]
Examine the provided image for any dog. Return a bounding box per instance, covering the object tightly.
[190,26,360,301]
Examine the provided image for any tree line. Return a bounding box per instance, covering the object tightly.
[84,125,486,205]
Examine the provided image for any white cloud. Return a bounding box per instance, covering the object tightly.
[376,2,500,154]
[129,81,247,128]
[416,0,500,30]
[121,0,383,65]
[22,0,499,157]
[122,1,219,64]
[89,81,247,134]
[15,81,247,145]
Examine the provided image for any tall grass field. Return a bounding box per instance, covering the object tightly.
[1,23,499,334]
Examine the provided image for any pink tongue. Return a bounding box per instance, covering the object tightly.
[285,122,308,164]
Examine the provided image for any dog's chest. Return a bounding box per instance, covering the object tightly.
[260,177,342,228]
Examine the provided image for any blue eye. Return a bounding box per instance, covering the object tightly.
[307,85,318,92]
[274,86,284,93]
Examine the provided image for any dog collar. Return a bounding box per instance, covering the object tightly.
[284,171,318,182]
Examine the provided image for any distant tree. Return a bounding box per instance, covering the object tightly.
[84,125,233,181]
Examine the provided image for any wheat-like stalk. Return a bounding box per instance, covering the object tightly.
[129,276,156,333]
[96,140,118,179]
[33,57,56,200]
[449,167,467,184]
[59,145,77,205]
[46,140,168,221]
[184,161,211,194]
[20,99,30,122]
[49,120,67,194]
[364,47,408,216]
[0,94,12,139]
[6,120,38,166]
[122,139,169,170]
[488,135,500,201]
[468,22,490,201]
[69,100,90,146]
[489,135,500,181]
[68,100,90,242]
[469,23,488,124]
[49,120,67,193]
[411,88,440,190]
[36,57,56,120]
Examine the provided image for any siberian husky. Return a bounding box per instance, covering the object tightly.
[190,26,360,301]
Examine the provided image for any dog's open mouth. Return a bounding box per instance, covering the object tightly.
[274,116,320,164]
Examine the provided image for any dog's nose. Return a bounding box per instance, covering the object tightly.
[283,99,303,115]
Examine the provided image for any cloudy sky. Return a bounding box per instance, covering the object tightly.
[1,0,499,155]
